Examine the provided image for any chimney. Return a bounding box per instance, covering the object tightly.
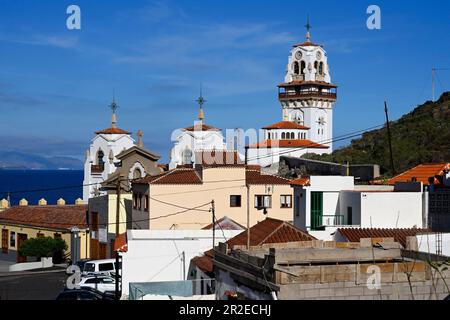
[75,198,84,205]
[57,198,66,206]
[19,199,28,206]
[38,198,47,206]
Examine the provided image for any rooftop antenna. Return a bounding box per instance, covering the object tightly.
[432,68,449,102]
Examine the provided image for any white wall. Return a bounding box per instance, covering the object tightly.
[121,229,241,295]
[340,192,424,229]
[417,233,450,256]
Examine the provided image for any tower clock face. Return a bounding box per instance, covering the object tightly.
[316,51,322,60]
[295,51,302,60]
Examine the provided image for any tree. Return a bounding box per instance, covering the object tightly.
[18,237,68,262]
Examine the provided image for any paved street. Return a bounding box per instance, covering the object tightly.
[0,270,67,300]
[0,260,13,273]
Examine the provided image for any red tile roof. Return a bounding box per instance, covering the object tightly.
[191,218,316,274]
[336,228,430,248]
[113,233,128,253]
[386,163,450,186]
[247,139,329,149]
[134,168,202,185]
[202,216,246,231]
[0,205,88,231]
[95,127,131,135]
[246,169,290,185]
[293,41,322,47]
[290,177,311,186]
[263,121,310,130]
[184,123,220,132]
[195,151,244,167]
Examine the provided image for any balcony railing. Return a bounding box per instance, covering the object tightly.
[279,91,337,100]
[311,214,346,230]
[91,164,104,173]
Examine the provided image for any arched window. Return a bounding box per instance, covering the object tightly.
[314,61,318,72]
[293,62,299,75]
[300,61,306,75]
[291,132,295,139]
[96,150,104,167]
[133,168,142,179]
[298,132,301,139]
[319,62,324,75]
[182,148,192,165]
[282,132,286,139]
[268,132,271,140]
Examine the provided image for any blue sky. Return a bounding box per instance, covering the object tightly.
[0,0,449,163]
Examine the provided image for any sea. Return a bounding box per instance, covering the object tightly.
[0,170,84,206]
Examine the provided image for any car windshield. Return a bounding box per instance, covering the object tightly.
[84,263,95,272]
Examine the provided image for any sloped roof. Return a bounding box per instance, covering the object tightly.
[115,146,161,161]
[184,123,220,132]
[386,163,450,186]
[195,150,244,167]
[263,121,310,130]
[336,228,430,248]
[201,216,246,231]
[0,205,88,231]
[247,139,329,149]
[134,168,202,185]
[290,177,311,187]
[95,127,131,135]
[246,170,290,185]
[191,218,316,274]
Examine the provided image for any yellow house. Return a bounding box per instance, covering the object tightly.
[0,199,89,263]
[131,163,294,230]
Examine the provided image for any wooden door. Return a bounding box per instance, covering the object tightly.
[17,233,28,263]
[99,243,107,260]
[1,229,8,254]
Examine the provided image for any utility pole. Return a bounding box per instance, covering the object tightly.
[245,146,250,251]
[182,251,186,280]
[211,200,215,251]
[384,101,396,176]
[114,174,124,301]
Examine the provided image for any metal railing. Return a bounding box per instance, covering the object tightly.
[311,214,346,230]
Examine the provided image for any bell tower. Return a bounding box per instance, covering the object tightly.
[278,17,337,153]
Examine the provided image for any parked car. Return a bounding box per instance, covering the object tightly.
[82,259,121,276]
[56,287,115,300]
[66,259,91,275]
[78,275,116,293]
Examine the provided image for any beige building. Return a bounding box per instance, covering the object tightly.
[131,163,294,230]
[0,199,89,263]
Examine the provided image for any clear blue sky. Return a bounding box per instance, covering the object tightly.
[0,0,449,163]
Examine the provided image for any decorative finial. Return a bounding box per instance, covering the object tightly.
[196,85,206,121]
[305,15,312,42]
[137,130,144,148]
[109,90,119,128]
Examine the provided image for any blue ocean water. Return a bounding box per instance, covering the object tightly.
[0,170,84,206]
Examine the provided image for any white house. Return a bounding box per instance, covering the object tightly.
[120,229,241,296]
[290,176,426,240]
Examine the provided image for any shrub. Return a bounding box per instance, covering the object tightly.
[18,237,68,261]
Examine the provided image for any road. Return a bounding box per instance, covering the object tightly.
[0,269,67,300]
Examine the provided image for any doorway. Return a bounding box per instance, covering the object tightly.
[2,229,8,254]
[17,233,28,263]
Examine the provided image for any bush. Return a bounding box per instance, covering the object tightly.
[18,237,68,261]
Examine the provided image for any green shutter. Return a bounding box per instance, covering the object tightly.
[311,192,323,230]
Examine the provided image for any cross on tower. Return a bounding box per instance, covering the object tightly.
[196,85,206,121]
[305,15,312,41]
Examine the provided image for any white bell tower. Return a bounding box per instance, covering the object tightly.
[278,17,337,152]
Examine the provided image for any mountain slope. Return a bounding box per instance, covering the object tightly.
[304,92,450,177]
[0,151,83,170]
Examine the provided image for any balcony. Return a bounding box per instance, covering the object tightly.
[279,91,337,101]
[311,214,347,231]
[91,164,104,173]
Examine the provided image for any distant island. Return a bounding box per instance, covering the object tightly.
[0,151,83,170]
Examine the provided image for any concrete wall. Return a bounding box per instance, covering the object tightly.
[9,257,53,272]
[417,233,450,256]
[121,229,241,295]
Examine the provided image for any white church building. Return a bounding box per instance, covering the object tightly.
[169,95,230,169]
[247,22,337,168]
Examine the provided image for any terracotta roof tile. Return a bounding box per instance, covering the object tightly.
[246,170,290,185]
[247,139,329,149]
[0,205,88,231]
[263,121,310,130]
[337,228,430,248]
[191,218,316,274]
[293,41,322,47]
[134,168,202,185]
[95,127,131,135]
[290,177,311,186]
[387,163,450,186]
[184,123,220,132]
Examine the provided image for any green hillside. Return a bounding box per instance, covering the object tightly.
[304,92,450,177]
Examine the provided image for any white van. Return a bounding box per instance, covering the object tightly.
[82,259,121,276]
